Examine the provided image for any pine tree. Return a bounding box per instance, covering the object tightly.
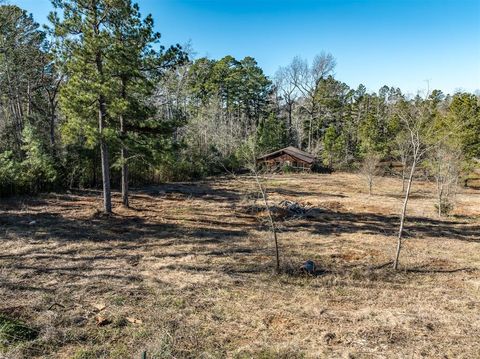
[0,5,49,153]
[109,1,187,206]
[448,93,480,161]
[108,1,160,207]
[322,124,346,168]
[50,0,117,213]
[256,112,288,153]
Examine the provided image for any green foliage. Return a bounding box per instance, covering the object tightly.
[19,125,58,192]
[0,125,57,196]
[51,0,119,147]
[1,3,480,194]
[0,314,38,348]
[322,124,346,167]
[256,113,288,153]
[281,163,294,173]
[358,109,388,156]
[448,93,480,160]
[0,151,22,197]
[157,158,206,182]
[188,55,271,122]
[62,144,99,188]
[0,5,48,155]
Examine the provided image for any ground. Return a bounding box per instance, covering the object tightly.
[0,173,479,359]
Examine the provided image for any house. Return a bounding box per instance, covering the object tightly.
[256,146,317,171]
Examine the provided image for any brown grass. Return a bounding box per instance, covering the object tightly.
[0,172,479,358]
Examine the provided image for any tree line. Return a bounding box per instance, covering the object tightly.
[1,0,479,214]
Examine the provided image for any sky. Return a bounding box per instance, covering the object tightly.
[9,0,480,95]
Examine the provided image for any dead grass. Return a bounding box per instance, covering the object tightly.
[0,172,479,358]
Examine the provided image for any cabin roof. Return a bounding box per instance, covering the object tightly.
[257,146,316,164]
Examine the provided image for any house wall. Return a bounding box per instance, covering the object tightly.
[261,153,311,170]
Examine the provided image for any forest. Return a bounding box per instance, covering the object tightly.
[0,0,480,358]
[1,1,479,205]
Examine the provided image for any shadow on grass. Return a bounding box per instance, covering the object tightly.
[0,207,248,244]
[137,181,241,202]
[1,185,478,296]
[404,267,477,274]
[268,187,347,198]
[275,209,480,243]
[0,192,252,294]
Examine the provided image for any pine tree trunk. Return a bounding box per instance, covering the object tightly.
[49,108,57,158]
[99,96,112,213]
[91,0,112,213]
[120,78,129,207]
[49,112,56,147]
[121,145,129,207]
[92,150,97,188]
[95,47,112,212]
[120,122,129,207]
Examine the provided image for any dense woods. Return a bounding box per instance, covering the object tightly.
[1,1,479,210]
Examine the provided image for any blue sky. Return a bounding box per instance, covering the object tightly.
[9,0,480,95]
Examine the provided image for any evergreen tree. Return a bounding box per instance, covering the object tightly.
[108,0,161,207]
[322,124,346,167]
[50,0,118,212]
[0,5,61,195]
[448,93,480,160]
[0,5,49,154]
[256,112,288,153]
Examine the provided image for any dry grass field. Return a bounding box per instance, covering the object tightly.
[0,172,479,358]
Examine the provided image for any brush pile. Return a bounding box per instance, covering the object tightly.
[278,200,324,220]
[279,200,307,216]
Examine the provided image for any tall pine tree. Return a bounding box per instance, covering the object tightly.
[109,0,187,206]
[50,0,117,212]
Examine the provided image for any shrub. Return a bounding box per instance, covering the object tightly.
[0,125,58,196]
[281,163,294,173]
[0,151,21,197]
[435,198,454,216]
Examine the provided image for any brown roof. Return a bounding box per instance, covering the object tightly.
[257,146,316,164]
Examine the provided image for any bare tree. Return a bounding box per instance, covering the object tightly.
[42,73,64,153]
[360,152,381,195]
[274,65,298,143]
[253,170,280,271]
[241,139,280,272]
[393,102,431,270]
[393,95,477,269]
[291,53,336,152]
[428,143,462,216]
[394,132,411,193]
